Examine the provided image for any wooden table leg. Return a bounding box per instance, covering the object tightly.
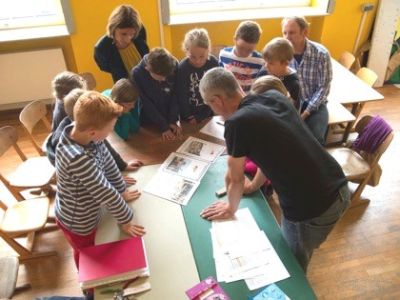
[342,102,365,143]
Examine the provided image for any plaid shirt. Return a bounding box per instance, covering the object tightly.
[289,39,332,113]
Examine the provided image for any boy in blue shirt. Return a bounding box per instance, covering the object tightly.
[262,37,300,111]
[219,21,265,93]
[132,47,181,140]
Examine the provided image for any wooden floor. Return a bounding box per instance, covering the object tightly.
[0,85,399,299]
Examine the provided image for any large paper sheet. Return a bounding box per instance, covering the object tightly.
[211,208,290,290]
[144,171,199,205]
[200,116,225,141]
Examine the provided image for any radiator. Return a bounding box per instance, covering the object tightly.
[0,48,67,110]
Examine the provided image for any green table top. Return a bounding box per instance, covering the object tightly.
[182,156,317,300]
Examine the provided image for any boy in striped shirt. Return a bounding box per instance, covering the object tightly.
[55,91,145,268]
[219,21,266,93]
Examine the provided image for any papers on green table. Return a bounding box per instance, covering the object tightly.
[144,171,200,205]
[211,208,290,290]
[176,136,225,162]
[144,137,225,205]
[199,116,225,141]
[162,152,210,181]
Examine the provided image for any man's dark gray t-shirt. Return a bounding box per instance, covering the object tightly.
[224,90,347,221]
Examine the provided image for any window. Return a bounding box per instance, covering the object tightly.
[0,0,74,42]
[161,0,335,25]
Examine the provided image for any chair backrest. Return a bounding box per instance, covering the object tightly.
[338,51,356,70]
[0,127,27,187]
[0,126,16,157]
[356,67,378,87]
[19,100,50,133]
[352,115,394,181]
[0,126,26,159]
[354,115,373,134]
[362,131,394,167]
[80,72,96,90]
[19,100,51,155]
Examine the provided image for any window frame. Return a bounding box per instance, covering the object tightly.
[160,0,335,25]
[0,0,74,42]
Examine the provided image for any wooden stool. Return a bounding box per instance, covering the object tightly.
[0,256,30,299]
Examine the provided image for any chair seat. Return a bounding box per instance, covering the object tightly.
[327,148,370,181]
[0,196,49,235]
[0,256,19,299]
[8,156,55,187]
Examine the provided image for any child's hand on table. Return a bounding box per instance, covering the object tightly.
[122,189,141,202]
[123,175,137,186]
[121,223,146,236]
[162,129,176,141]
[125,159,143,171]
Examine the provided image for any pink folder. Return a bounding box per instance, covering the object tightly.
[186,276,230,300]
[79,237,147,288]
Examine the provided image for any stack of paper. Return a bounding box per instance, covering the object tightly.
[211,208,290,291]
[144,137,225,205]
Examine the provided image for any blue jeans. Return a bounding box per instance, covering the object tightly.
[281,184,350,272]
[302,102,329,145]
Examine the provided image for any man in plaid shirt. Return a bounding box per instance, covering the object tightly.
[282,16,332,145]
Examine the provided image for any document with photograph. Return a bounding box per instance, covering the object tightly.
[210,208,290,289]
[144,171,199,205]
[199,116,225,141]
[176,136,225,162]
[162,152,210,181]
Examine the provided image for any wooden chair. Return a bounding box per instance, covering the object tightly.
[338,51,356,70]
[349,67,378,125]
[326,101,356,144]
[19,100,51,155]
[0,197,57,261]
[0,126,55,201]
[356,67,378,87]
[0,256,30,299]
[335,67,379,138]
[80,72,97,90]
[327,116,394,206]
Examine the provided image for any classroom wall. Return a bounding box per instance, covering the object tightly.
[168,17,324,61]
[320,0,380,58]
[0,0,380,92]
[68,0,162,91]
[0,37,77,72]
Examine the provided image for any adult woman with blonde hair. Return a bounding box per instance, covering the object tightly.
[94,4,149,82]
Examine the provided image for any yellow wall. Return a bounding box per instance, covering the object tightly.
[168,17,324,61]
[0,0,379,91]
[69,0,162,90]
[321,0,379,58]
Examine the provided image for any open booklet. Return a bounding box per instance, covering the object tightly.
[144,137,225,205]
